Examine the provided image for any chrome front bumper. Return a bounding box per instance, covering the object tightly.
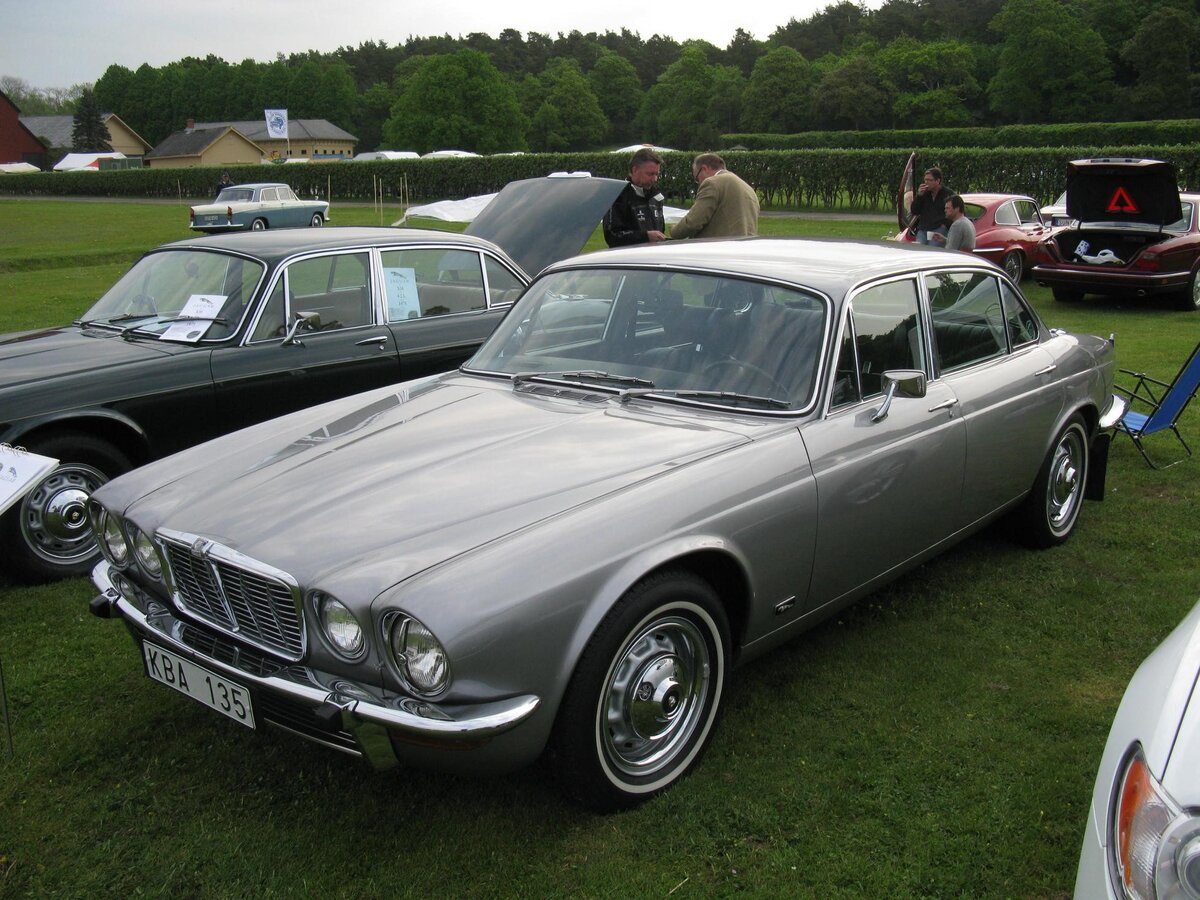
[91,562,540,769]
[1100,393,1128,430]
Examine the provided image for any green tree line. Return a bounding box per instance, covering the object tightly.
[6,0,1199,154]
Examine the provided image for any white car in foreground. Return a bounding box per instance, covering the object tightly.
[1075,599,1200,898]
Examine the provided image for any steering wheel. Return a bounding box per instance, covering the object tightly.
[701,358,789,399]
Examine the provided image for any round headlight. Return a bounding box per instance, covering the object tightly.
[316,593,364,657]
[98,509,129,566]
[128,525,162,579]
[389,617,449,695]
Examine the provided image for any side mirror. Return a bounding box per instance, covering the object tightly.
[871,369,927,422]
[281,311,321,346]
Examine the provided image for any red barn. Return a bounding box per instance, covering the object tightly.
[0,90,49,168]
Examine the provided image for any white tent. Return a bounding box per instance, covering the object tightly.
[53,151,126,172]
[610,143,676,154]
[0,162,41,174]
[396,190,686,226]
[422,149,480,159]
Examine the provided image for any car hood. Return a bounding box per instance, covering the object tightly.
[110,375,751,591]
[465,175,625,276]
[0,325,184,390]
[1065,158,1182,227]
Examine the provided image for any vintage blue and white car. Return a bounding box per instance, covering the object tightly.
[89,237,1126,810]
[189,182,330,232]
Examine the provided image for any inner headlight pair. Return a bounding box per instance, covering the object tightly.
[315,599,449,696]
[89,503,162,579]
[1112,745,1200,900]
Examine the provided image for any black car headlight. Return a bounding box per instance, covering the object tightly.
[1111,745,1200,899]
[90,503,129,567]
[314,592,365,659]
[387,615,449,696]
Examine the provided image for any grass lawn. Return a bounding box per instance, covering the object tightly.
[2,199,1198,897]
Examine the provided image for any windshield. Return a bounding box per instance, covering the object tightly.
[467,268,829,411]
[79,249,265,340]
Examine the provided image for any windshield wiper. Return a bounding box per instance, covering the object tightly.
[120,315,228,340]
[512,370,656,388]
[619,388,791,410]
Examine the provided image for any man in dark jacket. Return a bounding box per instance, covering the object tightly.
[909,166,953,245]
[603,148,667,247]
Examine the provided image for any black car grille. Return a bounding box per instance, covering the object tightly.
[161,535,305,661]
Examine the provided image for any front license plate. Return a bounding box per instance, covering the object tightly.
[143,642,255,729]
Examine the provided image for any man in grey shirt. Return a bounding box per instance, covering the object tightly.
[932,194,976,252]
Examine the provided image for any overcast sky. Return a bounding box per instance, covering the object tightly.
[2,0,866,90]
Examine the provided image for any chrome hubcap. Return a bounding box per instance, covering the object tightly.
[602,614,711,778]
[19,464,107,564]
[1046,429,1084,532]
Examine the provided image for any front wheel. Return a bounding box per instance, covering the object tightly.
[309,213,324,228]
[1001,250,1024,282]
[1013,415,1089,548]
[0,433,132,582]
[551,571,729,812]
[250,218,267,231]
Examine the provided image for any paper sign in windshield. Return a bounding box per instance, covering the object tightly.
[383,268,421,320]
[160,294,227,342]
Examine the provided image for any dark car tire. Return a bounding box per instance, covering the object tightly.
[0,433,132,583]
[1001,250,1024,282]
[309,213,324,228]
[1175,268,1200,311]
[250,218,267,231]
[551,570,730,812]
[1052,287,1084,303]
[1013,414,1089,549]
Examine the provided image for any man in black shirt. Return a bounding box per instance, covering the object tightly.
[603,148,667,247]
[909,166,952,245]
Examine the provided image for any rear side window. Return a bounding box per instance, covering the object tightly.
[925,272,1005,372]
[1001,281,1039,347]
[380,248,487,321]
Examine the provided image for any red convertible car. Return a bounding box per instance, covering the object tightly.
[899,193,1053,282]
[1031,158,1200,311]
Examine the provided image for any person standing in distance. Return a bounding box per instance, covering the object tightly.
[909,166,953,245]
[670,153,759,240]
[603,148,667,247]
[932,194,977,252]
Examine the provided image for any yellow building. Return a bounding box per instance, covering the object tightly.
[145,125,265,168]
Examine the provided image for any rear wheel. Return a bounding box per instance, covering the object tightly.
[250,218,267,231]
[1001,250,1024,282]
[1013,415,1089,548]
[309,213,324,228]
[1175,268,1200,311]
[1052,287,1084,303]
[0,433,132,582]
[551,571,729,812]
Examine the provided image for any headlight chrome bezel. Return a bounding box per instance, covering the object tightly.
[384,613,451,698]
[127,523,163,580]
[1110,744,1200,900]
[90,502,130,567]
[313,591,367,660]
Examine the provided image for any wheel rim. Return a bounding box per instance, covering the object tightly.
[1046,427,1086,535]
[1003,252,1023,281]
[19,463,108,565]
[311,214,323,227]
[599,611,715,780]
[251,219,266,231]
[1191,273,1200,309]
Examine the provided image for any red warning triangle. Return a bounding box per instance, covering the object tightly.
[1107,186,1140,214]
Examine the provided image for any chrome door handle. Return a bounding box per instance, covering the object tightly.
[928,398,958,412]
[1033,365,1057,376]
[356,336,389,348]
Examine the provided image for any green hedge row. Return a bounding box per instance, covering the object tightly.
[725,120,1200,151]
[3,145,1197,210]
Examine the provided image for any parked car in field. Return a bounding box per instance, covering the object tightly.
[88,236,1126,810]
[190,182,330,232]
[1041,190,1073,226]
[1,176,626,582]
[1074,598,1200,899]
[1032,158,1200,311]
[899,192,1053,281]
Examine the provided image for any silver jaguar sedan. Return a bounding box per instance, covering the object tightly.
[89,237,1126,810]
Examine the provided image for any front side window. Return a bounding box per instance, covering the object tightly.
[250,251,372,341]
[925,271,1006,372]
[831,279,925,408]
[380,248,487,321]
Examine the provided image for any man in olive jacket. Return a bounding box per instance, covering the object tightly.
[670,153,759,240]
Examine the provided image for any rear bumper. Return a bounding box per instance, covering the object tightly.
[90,561,541,770]
[1033,264,1190,296]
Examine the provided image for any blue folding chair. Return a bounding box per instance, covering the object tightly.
[1116,341,1200,468]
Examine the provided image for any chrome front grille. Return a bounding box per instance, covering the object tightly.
[159,530,305,661]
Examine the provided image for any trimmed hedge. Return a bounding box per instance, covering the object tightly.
[2,145,1197,211]
[725,120,1200,151]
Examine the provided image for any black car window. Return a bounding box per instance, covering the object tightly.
[380,248,486,321]
[834,279,925,404]
[1013,200,1042,225]
[925,272,1006,372]
[1000,280,1039,348]
[484,255,525,306]
[250,252,372,341]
